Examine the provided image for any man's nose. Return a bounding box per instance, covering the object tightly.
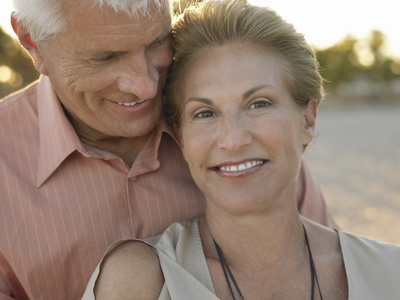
[117,54,160,100]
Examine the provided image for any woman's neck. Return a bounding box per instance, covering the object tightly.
[200,202,307,273]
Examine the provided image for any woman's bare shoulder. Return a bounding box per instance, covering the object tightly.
[94,240,164,299]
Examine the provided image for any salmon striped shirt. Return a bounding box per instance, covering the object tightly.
[0,76,335,299]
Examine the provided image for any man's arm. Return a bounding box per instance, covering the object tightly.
[296,159,338,228]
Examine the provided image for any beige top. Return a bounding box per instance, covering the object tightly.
[83,218,400,299]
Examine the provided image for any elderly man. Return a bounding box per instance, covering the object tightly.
[0,0,335,298]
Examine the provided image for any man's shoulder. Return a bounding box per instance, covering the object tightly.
[0,82,40,147]
[0,81,39,114]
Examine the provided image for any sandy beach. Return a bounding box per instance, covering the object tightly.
[304,104,400,244]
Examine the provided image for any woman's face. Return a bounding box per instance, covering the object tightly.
[178,44,317,215]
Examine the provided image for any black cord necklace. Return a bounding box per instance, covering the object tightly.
[303,223,324,300]
[213,238,245,300]
[213,223,323,300]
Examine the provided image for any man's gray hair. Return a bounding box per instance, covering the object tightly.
[12,0,171,43]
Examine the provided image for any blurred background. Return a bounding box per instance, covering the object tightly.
[1,0,399,244]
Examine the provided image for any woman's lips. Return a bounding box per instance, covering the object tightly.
[218,160,264,172]
[212,159,266,177]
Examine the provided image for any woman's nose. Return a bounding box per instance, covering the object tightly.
[217,115,253,151]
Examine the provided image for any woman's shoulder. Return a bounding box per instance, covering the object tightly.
[148,218,199,252]
[82,239,164,299]
[338,230,400,260]
[338,230,400,299]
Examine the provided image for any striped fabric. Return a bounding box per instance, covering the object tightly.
[0,76,335,299]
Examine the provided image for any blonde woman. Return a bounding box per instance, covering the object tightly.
[84,1,400,299]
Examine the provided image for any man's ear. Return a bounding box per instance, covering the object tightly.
[11,13,48,75]
[302,100,317,146]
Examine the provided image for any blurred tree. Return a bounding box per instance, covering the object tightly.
[316,35,359,87]
[366,30,399,81]
[0,26,39,99]
[315,30,400,90]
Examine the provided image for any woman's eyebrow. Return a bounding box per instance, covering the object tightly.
[242,85,277,100]
[185,85,279,105]
[185,97,213,105]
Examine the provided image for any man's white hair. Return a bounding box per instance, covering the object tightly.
[12,0,171,43]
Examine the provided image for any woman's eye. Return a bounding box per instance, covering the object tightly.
[250,99,271,109]
[194,110,215,119]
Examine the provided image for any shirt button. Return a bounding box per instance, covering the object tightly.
[129,176,137,181]
[82,152,91,158]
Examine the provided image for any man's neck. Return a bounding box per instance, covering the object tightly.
[81,133,153,167]
[62,104,155,167]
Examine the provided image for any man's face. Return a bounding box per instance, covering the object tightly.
[36,2,173,140]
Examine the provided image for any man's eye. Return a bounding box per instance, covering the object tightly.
[92,53,120,63]
[147,35,169,49]
[194,110,215,118]
[148,40,163,49]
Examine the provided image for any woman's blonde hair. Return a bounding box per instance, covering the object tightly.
[165,0,324,127]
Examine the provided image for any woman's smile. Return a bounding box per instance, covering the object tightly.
[211,159,266,177]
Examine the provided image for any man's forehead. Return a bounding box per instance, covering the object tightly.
[63,6,171,55]
[64,0,171,24]
[64,1,169,30]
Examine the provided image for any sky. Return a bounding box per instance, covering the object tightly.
[1,0,399,57]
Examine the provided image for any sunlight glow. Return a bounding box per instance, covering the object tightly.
[248,0,400,57]
[0,65,13,83]
[354,42,375,67]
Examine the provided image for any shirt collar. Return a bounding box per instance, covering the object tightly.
[36,76,180,186]
[126,117,179,178]
[36,76,86,187]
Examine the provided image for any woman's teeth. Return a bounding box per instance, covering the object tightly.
[219,160,263,172]
[118,100,145,107]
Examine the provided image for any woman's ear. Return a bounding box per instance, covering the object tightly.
[11,13,48,75]
[302,100,317,146]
